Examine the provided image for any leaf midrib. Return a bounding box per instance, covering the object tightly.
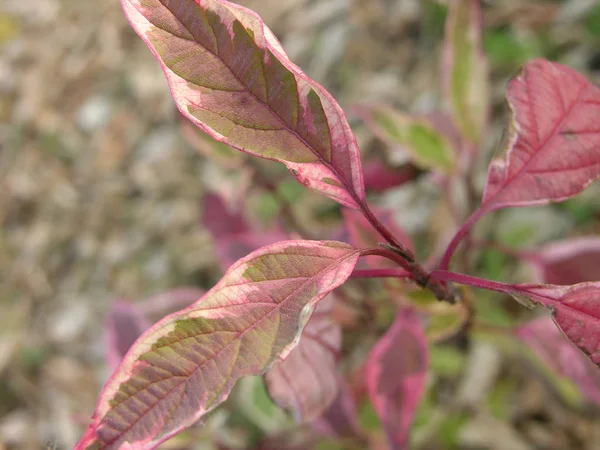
[137,0,362,206]
[99,249,358,447]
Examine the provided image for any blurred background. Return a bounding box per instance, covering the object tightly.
[2,0,600,449]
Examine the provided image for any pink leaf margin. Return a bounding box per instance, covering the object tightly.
[121,0,365,209]
[77,240,360,450]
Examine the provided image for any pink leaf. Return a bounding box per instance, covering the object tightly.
[439,59,600,269]
[77,241,360,450]
[202,192,288,270]
[122,0,365,208]
[514,283,600,368]
[265,295,341,422]
[365,308,429,450]
[105,301,151,372]
[362,161,420,193]
[202,192,250,239]
[528,237,600,285]
[443,0,489,146]
[517,317,600,404]
[483,59,600,211]
[312,378,363,439]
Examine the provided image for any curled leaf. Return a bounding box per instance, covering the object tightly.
[77,240,360,449]
[265,295,341,422]
[122,0,365,208]
[439,59,600,269]
[483,59,600,211]
[365,308,428,450]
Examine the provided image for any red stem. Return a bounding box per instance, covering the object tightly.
[359,203,415,261]
[361,248,457,303]
[429,270,515,295]
[350,268,413,280]
[438,206,488,270]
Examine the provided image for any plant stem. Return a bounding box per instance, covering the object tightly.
[350,268,413,280]
[359,202,415,261]
[438,206,488,270]
[429,270,514,295]
[362,248,457,304]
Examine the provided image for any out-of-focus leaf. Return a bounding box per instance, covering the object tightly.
[77,241,361,449]
[443,0,489,145]
[202,192,287,270]
[358,106,456,174]
[202,192,250,239]
[405,289,468,342]
[313,378,363,439]
[528,237,600,285]
[265,295,341,422]
[236,375,288,433]
[362,161,421,193]
[365,308,428,450]
[104,300,150,371]
[483,59,600,211]
[516,317,600,404]
[122,0,365,208]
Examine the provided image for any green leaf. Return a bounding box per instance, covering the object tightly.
[359,105,457,174]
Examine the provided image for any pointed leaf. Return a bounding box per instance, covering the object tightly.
[105,301,151,371]
[265,295,341,422]
[517,317,600,404]
[513,282,600,367]
[358,105,457,174]
[482,59,600,211]
[528,237,600,285]
[443,0,489,145]
[77,240,360,449]
[122,0,365,208]
[365,308,429,450]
